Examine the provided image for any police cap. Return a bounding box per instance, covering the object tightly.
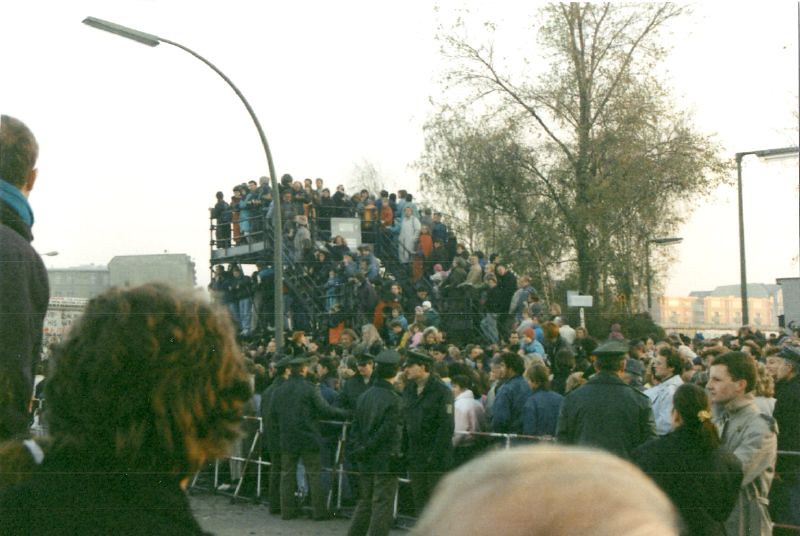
[593,339,629,356]
[274,354,292,368]
[288,355,310,366]
[404,350,434,367]
[356,352,376,364]
[375,349,401,365]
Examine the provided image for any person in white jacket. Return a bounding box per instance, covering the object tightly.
[451,375,487,468]
[644,346,683,436]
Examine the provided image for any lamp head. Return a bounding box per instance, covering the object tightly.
[82,17,161,47]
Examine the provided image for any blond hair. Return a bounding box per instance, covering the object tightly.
[413,445,678,536]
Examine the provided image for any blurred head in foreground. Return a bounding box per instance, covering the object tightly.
[413,445,679,536]
[45,283,252,479]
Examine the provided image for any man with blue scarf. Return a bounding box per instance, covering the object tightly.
[0,115,49,440]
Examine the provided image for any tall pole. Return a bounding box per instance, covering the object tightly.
[158,38,284,350]
[645,240,652,312]
[736,154,749,326]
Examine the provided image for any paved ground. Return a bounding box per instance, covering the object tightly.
[190,493,406,536]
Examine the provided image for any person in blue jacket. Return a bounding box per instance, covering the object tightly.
[491,352,532,435]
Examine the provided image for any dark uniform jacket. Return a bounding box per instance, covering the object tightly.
[774,374,800,474]
[403,375,454,472]
[260,376,285,457]
[0,200,49,439]
[633,426,743,536]
[351,378,403,473]
[556,370,656,459]
[0,450,209,535]
[338,374,371,412]
[270,375,349,454]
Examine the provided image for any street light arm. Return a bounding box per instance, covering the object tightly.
[156,37,284,350]
[157,38,279,190]
[736,146,799,160]
[83,17,285,350]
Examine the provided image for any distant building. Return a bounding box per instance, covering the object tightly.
[43,254,197,347]
[777,277,799,328]
[108,253,197,290]
[47,265,110,299]
[658,283,782,330]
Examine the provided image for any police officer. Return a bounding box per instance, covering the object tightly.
[260,355,290,515]
[556,339,655,459]
[402,350,454,516]
[339,353,375,412]
[270,355,349,520]
[347,349,404,536]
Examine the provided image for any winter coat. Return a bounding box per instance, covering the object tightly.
[633,426,743,536]
[403,376,454,472]
[431,221,448,244]
[0,200,49,439]
[0,448,209,535]
[508,285,534,320]
[260,377,285,457]
[773,374,800,475]
[453,389,487,447]
[645,374,684,436]
[491,375,533,435]
[398,216,421,263]
[270,375,349,453]
[465,264,483,286]
[556,370,656,459]
[484,285,506,315]
[495,271,517,313]
[541,336,572,364]
[712,393,777,536]
[338,374,372,413]
[350,378,404,474]
[522,388,564,437]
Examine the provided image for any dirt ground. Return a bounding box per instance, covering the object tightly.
[190,493,406,536]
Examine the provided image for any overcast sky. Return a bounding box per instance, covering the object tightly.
[2,1,798,296]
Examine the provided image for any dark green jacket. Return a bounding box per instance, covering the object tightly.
[270,375,349,454]
[403,375,454,471]
[351,378,403,473]
[556,370,655,459]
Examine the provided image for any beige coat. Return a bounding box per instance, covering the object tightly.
[713,393,778,536]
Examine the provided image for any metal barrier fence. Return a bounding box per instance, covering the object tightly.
[189,417,557,520]
[191,417,800,531]
[27,404,800,531]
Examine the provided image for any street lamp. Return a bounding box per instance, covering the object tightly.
[645,237,683,313]
[735,146,799,325]
[82,16,285,350]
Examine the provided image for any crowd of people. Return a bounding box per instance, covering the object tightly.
[2,113,799,535]
[228,314,799,535]
[210,178,539,344]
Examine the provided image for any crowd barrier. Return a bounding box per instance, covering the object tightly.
[190,416,800,531]
[28,404,800,531]
[189,416,558,523]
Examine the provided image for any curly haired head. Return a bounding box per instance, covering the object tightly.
[45,284,251,477]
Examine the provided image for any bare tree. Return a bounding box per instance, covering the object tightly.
[421,3,728,309]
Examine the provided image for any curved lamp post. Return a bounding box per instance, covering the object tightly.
[645,237,682,313]
[735,146,798,325]
[82,16,284,350]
